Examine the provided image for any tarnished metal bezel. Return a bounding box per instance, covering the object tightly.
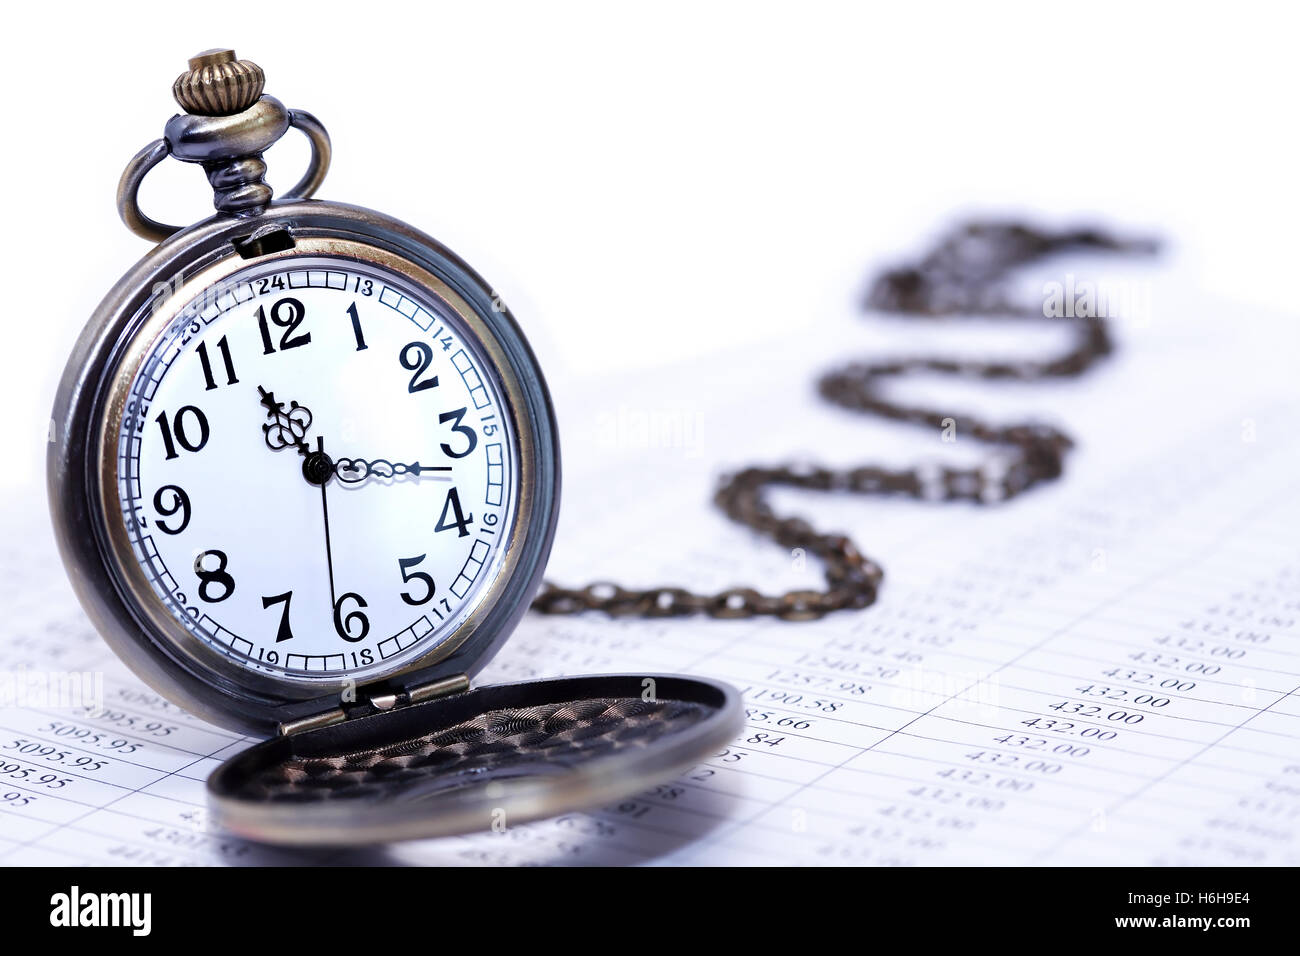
[49,200,561,736]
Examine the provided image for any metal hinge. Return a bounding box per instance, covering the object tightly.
[277,673,471,736]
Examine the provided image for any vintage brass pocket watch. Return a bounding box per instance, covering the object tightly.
[47,50,741,845]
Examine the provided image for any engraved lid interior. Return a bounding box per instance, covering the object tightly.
[207,673,742,845]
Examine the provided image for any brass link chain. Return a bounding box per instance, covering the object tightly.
[532,220,1158,620]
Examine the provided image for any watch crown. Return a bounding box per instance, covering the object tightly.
[173,49,265,116]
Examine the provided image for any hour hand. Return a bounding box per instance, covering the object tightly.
[258,386,313,456]
[334,457,451,486]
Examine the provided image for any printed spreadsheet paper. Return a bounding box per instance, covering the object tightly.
[2,260,1297,866]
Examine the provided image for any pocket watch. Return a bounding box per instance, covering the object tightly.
[47,50,741,845]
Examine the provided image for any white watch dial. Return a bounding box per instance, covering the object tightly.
[113,256,517,683]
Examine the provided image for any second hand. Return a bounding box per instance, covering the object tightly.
[313,436,339,609]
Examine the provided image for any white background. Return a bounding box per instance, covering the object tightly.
[2,1,1296,495]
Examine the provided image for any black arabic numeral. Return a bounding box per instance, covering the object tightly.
[435,487,473,537]
[333,593,370,642]
[155,406,209,460]
[194,550,235,603]
[398,554,436,605]
[347,301,368,351]
[400,341,439,392]
[152,485,191,535]
[196,335,239,390]
[261,591,295,643]
[256,297,311,354]
[439,407,478,459]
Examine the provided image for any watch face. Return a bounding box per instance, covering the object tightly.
[110,255,518,685]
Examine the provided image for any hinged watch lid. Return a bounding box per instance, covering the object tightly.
[208,673,742,845]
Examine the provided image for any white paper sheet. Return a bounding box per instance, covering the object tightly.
[3,258,1297,866]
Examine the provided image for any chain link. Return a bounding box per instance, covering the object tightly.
[532,220,1158,620]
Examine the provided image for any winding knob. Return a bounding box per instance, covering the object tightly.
[173,49,265,116]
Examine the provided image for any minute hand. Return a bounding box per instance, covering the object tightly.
[333,457,452,485]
